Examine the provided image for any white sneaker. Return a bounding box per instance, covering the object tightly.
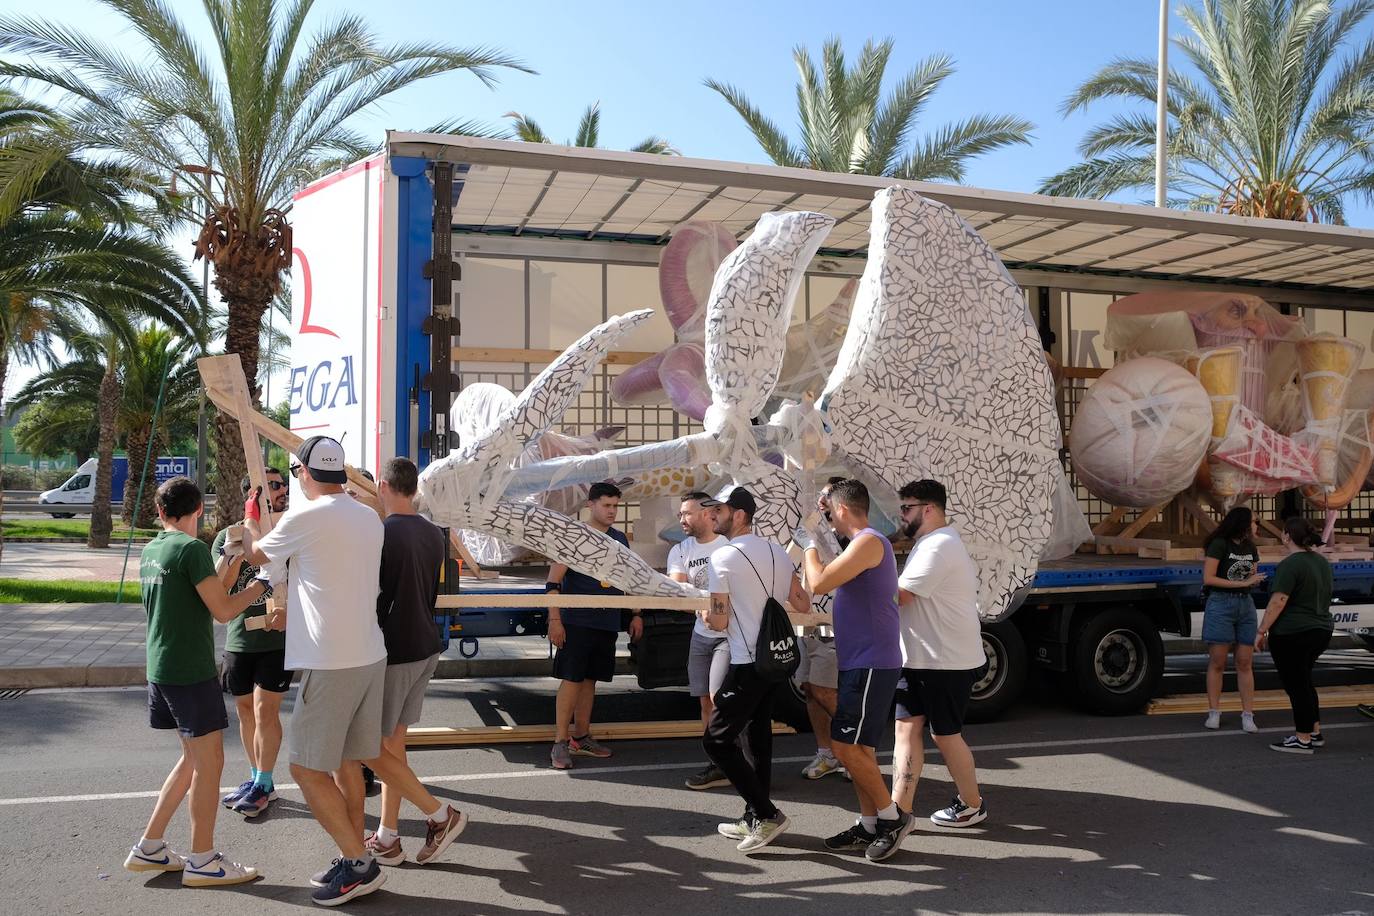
[737,812,790,853]
[1204,710,1221,730]
[717,817,751,841]
[1241,712,1258,733]
[181,852,259,887]
[802,752,842,780]
[124,842,185,873]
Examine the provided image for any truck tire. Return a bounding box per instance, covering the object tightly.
[51,513,75,519]
[1357,634,1374,654]
[965,621,1029,723]
[776,674,813,734]
[1068,607,1164,715]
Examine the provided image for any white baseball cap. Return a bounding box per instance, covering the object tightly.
[295,435,348,484]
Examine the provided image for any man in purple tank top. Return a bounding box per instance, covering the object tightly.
[797,479,914,862]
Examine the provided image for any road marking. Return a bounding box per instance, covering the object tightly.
[0,722,1365,807]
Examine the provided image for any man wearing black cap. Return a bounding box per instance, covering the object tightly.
[240,435,389,906]
[700,487,810,853]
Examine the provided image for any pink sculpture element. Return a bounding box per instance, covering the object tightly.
[610,222,737,418]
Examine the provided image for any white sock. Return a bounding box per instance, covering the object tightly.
[187,849,217,869]
[860,815,877,832]
[348,855,372,872]
[426,806,449,825]
[877,803,899,821]
[376,826,398,844]
[817,747,836,760]
[137,836,164,854]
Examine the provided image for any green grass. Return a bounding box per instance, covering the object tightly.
[0,579,137,604]
[3,519,159,540]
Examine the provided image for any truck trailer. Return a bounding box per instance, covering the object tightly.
[286,133,1374,725]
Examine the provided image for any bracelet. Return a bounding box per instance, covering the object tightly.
[545,582,562,593]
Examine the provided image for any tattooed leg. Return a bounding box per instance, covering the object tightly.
[892,716,925,812]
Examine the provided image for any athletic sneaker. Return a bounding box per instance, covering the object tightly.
[415,806,467,865]
[551,741,572,770]
[931,795,988,828]
[1241,712,1258,734]
[310,858,345,888]
[364,833,405,866]
[1270,734,1314,755]
[686,764,730,790]
[717,815,751,841]
[802,752,843,780]
[569,735,612,758]
[232,784,276,818]
[1358,703,1374,720]
[311,858,385,907]
[1204,710,1220,730]
[123,842,185,873]
[823,823,876,852]
[865,811,916,862]
[182,852,259,887]
[1309,732,1325,748]
[221,780,254,808]
[737,811,790,853]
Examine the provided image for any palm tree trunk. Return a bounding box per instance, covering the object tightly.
[122,427,157,529]
[211,288,270,530]
[0,346,8,566]
[88,359,119,548]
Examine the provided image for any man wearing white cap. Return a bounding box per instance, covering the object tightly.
[241,435,389,906]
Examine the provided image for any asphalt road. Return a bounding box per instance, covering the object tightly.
[2,673,1373,916]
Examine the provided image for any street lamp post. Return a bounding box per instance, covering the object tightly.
[1155,0,1169,208]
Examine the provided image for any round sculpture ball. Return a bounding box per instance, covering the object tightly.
[1069,357,1212,508]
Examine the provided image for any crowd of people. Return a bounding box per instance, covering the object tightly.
[126,431,1344,903]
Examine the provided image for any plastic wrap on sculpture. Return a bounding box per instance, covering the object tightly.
[771,279,858,407]
[820,186,1060,619]
[610,222,737,419]
[1070,357,1212,508]
[419,310,694,599]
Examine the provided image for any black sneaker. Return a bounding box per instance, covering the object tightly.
[310,858,346,888]
[931,795,988,828]
[685,764,730,791]
[823,822,876,852]
[1270,734,1314,755]
[1310,732,1325,748]
[1357,703,1374,721]
[865,810,915,862]
[311,858,385,907]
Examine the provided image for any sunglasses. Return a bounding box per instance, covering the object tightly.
[266,480,286,491]
[289,465,302,479]
[900,502,930,514]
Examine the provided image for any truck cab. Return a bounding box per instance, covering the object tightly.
[38,458,100,517]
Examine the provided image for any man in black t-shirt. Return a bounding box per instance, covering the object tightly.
[546,482,642,770]
[359,458,465,868]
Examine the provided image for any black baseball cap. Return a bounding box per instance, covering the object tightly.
[295,435,348,484]
[700,486,757,517]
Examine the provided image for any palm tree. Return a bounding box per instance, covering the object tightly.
[1040,0,1374,222]
[0,0,532,524]
[505,102,677,154]
[10,325,201,529]
[705,37,1033,181]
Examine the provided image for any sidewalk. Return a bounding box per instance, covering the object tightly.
[0,602,632,689]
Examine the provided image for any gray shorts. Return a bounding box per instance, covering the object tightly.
[289,659,386,772]
[381,653,440,736]
[687,630,730,698]
[798,635,838,690]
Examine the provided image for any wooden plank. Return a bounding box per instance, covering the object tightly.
[1090,506,1128,537]
[406,719,796,748]
[1175,492,1218,535]
[1148,685,1374,715]
[453,347,657,366]
[1094,535,1174,553]
[1119,502,1168,540]
[435,592,833,628]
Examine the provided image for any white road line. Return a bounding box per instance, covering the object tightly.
[0,722,1364,808]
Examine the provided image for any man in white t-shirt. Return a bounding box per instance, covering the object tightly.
[701,487,810,854]
[893,479,988,830]
[240,436,389,906]
[668,491,730,792]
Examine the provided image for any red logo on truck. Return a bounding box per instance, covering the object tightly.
[294,248,339,338]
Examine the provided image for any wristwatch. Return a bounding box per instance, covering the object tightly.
[545,581,562,593]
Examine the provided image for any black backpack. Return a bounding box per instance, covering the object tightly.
[730,544,800,682]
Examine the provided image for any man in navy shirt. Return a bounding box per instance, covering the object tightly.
[546,482,642,770]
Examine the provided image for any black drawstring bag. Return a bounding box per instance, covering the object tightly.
[730,545,800,682]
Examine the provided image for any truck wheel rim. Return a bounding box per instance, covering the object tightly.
[973,634,1004,697]
[1094,629,1143,691]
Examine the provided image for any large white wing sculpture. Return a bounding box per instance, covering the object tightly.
[420,188,1059,616]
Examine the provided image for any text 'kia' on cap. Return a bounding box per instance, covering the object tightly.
[296,435,348,484]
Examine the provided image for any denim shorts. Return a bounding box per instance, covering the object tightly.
[1202,591,1258,646]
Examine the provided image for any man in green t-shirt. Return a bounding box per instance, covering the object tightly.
[123,477,271,888]
[213,467,290,818]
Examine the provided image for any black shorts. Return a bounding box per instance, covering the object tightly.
[222,650,293,696]
[894,667,980,736]
[552,624,617,683]
[149,677,228,738]
[831,667,900,748]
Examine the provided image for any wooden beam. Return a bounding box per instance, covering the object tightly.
[406,719,795,748]
[1091,506,1128,537]
[435,592,833,628]
[1119,502,1168,539]
[1148,685,1374,715]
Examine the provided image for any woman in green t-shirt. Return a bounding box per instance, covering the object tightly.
[1200,507,1264,733]
[1256,516,1334,755]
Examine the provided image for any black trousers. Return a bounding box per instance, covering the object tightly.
[703,663,779,820]
[1268,627,1332,734]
